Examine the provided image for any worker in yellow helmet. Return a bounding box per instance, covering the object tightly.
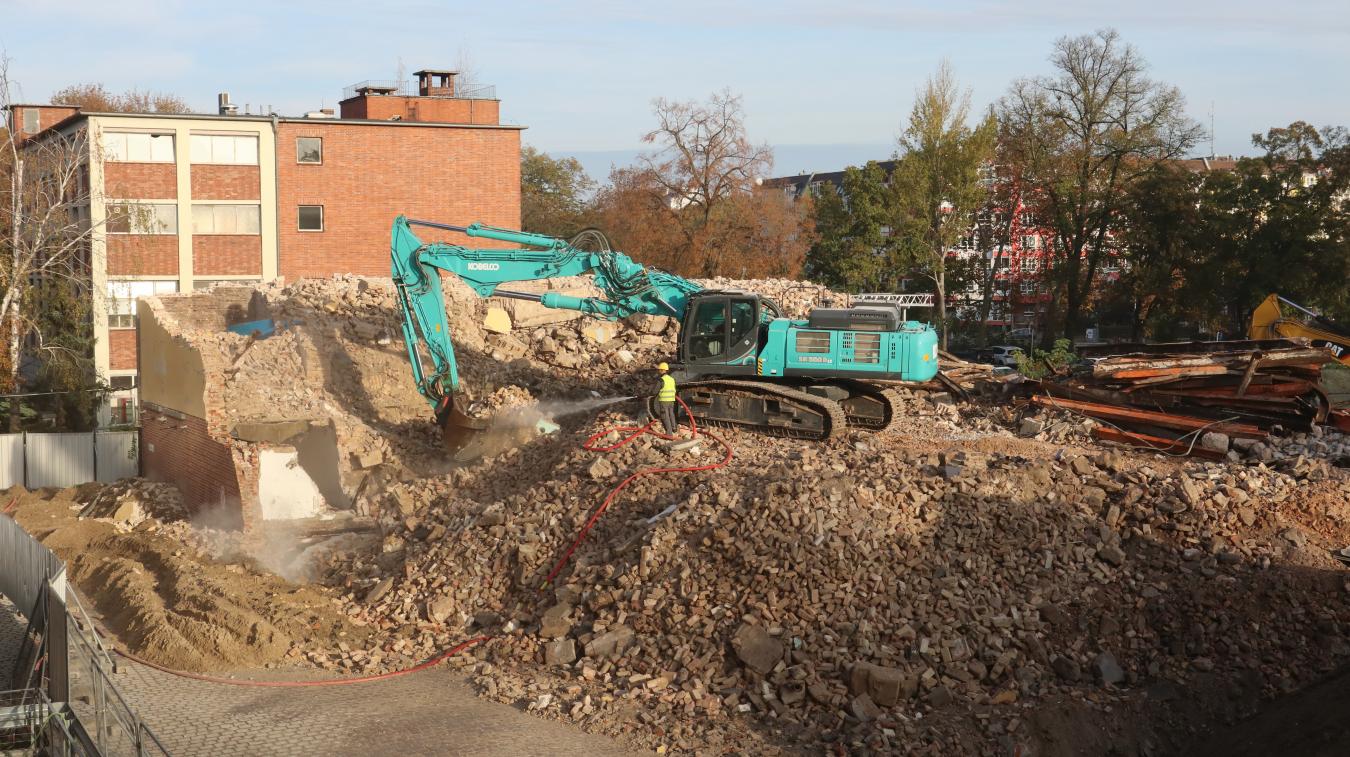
[655,362,678,434]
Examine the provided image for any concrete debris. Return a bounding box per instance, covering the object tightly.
[122,276,1350,754]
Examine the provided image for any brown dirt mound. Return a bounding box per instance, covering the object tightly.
[10,486,369,672]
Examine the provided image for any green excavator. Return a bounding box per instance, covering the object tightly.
[389,216,940,449]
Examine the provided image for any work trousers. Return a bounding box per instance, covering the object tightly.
[657,400,678,434]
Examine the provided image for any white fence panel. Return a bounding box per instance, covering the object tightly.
[0,433,23,488]
[26,432,97,489]
[95,431,138,482]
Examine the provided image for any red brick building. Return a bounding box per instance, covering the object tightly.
[10,69,522,415]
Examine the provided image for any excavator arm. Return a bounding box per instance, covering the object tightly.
[1250,294,1350,365]
[390,215,703,445]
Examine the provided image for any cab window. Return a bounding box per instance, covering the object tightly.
[689,300,726,358]
[728,300,756,346]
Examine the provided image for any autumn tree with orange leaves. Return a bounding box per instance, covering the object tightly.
[592,90,813,279]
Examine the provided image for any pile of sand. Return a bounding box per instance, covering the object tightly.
[8,485,369,672]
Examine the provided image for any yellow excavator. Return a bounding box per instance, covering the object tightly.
[1249,294,1350,366]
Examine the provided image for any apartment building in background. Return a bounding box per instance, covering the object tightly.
[7,69,523,423]
[765,164,1057,338]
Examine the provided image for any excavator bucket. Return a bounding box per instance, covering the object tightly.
[435,395,489,454]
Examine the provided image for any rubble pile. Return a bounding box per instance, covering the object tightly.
[76,478,186,527]
[135,275,1350,752]
[1032,340,1336,461]
[315,396,1350,754]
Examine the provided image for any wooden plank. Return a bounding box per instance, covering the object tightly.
[1091,347,1331,378]
[1155,381,1314,398]
[1091,427,1230,460]
[1030,395,1269,439]
[1109,365,1229,380]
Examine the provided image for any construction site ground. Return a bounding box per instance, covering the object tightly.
[8,276,1350,756]
[0,597,633,757]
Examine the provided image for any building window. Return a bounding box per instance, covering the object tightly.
[107,202,177,234]
[22,108,40,134]
[192,204,261,235]
[107,280,178,329]
[103,132,175,163]
[1022,306,1035,317]
[190,134,259,165]
[1021,234,1041,250]
[298,205,324,232]
[1020,279,1039,295]
[297,137,323,164]
[1020,211,1035,226]
[1022,257,1040,273]
[995,256,1011,271]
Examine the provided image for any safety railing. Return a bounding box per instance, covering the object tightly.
[342,79,497,100]
[66,589,171,757]
[0,686,97,756]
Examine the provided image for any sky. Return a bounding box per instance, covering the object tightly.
[4,0,1348,180]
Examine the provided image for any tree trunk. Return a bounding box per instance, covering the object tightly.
[8,159,21,433]
[936,275,948,350]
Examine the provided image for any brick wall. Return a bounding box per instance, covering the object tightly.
[108,328,137,370]
[105,163,177,199]
[107,235,178,275]
[141,405,243,527]
[12,106,80,144]
[276,121,520,279]
[338,96,500,125]
[191,165,261,200]
[193,236,263,276]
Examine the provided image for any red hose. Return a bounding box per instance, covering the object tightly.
[542,397,732,586]
[103,401,732,686]
[113,636,490,688]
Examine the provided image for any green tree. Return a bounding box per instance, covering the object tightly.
[1115,164,1207,339]
[1195,123,1350,331]
[1000,29,1204,345]
[805,161,894,291]
[889,62,997,348]
[520,145,594,238]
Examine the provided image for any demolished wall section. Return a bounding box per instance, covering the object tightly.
[138,274,847,530]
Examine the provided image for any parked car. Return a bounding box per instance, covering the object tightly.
[983,345,1025,367]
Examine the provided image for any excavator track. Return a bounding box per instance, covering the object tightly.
[657,379,847,441]
[819,379,905,431]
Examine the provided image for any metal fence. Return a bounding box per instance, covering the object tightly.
[1,516,170,756]
[0,509,66,616]
[0,431,138,489]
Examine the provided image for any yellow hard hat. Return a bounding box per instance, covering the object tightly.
[658,362,669,372]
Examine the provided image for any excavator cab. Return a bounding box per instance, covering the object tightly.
[681,292,761,367]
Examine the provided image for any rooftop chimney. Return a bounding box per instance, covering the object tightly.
[217,92,238,116]
[415,70,457,98]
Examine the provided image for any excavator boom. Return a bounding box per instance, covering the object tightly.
[1250,294,1350,365]
[390,216,703,448]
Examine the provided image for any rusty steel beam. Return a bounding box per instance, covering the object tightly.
[1030,395,1269,439]
[1091,427,1230,460]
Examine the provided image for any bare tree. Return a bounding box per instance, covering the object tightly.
[51,82,190,113]
[638,89,772,274]
[1000,29,1203,344]
[3,59,108,429]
